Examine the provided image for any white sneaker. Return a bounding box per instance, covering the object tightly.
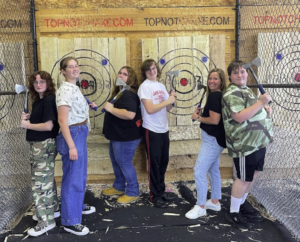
[32,210,60,221]
[205,199,221,211]
[185,205,206,219]
[27,222,56,237]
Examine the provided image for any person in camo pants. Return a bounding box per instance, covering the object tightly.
[21,71,60,237]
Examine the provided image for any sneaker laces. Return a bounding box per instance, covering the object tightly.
[74,224,85,230]
[34,223,45,231]
[84,205,91,210]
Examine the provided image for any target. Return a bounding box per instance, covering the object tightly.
[258,32,300,112]
[0,62,16,120]
[50,50,118,118]
[158,48,216,116]
[273,45,300,111]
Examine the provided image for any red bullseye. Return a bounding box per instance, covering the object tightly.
[180,78,188,86]
[295,73,300,82]
[81,79,89,89]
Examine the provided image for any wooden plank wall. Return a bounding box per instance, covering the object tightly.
[34,0,236,184]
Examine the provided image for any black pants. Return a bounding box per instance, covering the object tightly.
[143,128,170,202]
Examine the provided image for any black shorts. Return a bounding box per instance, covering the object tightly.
[233,147,266,182]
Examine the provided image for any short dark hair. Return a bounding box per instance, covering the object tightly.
[140,59,161,81]
[28,71,56,101]
[227,60,246,82]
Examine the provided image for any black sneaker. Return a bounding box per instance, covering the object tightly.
[153,198,168,208]
[82,204,96,215]
[64,224,89,236]
[240,204,264,222]
[162,192,175,201]
[225,212,252,230]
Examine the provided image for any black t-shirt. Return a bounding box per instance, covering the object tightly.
[200,91,226,148]
[103,90,142,141]
[26,94,60,142]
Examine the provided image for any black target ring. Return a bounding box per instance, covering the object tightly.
[51,50,117,117]
[274,46,300,111]
[158,48,216,116]
[0,62,16,121]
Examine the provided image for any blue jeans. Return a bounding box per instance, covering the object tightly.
[56,125,89,226]
[109,138,141,197]
[194,130,224,206]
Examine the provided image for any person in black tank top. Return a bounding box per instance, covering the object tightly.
[185,68,227,220]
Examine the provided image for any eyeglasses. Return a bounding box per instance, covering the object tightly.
[33,80,46,85]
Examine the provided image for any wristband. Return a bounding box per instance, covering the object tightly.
[69,146,75,150]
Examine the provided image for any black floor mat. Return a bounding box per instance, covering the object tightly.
[2,183,296,242]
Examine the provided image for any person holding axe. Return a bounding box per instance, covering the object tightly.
[56,57,97,236]
[138,59,177,208]
[222,60,273,230]
[20,71,60,237]
[102,66,142,204]
[185,68,227,219]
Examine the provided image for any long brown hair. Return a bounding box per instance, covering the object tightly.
[28,71,56,102]
[140,59,161,82]
[109,66,140,102]
[205,68,226,102]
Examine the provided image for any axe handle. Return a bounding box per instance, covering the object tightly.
[85,97,97,111]
[101,88,126,113]
[248,68,271,103]
[169,90,175,107]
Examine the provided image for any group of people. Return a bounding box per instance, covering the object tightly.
[20,57,273,237]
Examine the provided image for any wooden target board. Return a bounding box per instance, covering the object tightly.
[142,35,225,127]
[39,37,128,129]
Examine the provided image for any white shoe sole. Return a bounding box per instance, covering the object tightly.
[64,227,89,236]
[82,206,96,215]
[205,205,221,211]
[27,223,56,237]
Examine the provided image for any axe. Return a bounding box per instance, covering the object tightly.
[15,84,29,113]
[243,57,266,95]
[166,70,180,107]
[101,78,130,113]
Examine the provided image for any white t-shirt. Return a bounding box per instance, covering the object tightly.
[56,81,91,130]
[138,79,169,133]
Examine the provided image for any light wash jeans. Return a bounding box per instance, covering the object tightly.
[194,129,224,206]
[109,138,141,197]
[56,124,89,226]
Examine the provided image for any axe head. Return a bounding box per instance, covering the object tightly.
[116,78,130,90]
[15,84,28,94]
[166,70,180,77]
[243,57,262,69]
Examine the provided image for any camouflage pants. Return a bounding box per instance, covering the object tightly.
[30,138,59,225]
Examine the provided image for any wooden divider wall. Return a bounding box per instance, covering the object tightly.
[34,0,236,184]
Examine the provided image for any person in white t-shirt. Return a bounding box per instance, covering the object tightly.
[56,57,97,236]
[138,59,176,208]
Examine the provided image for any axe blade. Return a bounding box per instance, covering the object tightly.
[116,78,127,87]
[166,70,180,77]
[251,56,262,67]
